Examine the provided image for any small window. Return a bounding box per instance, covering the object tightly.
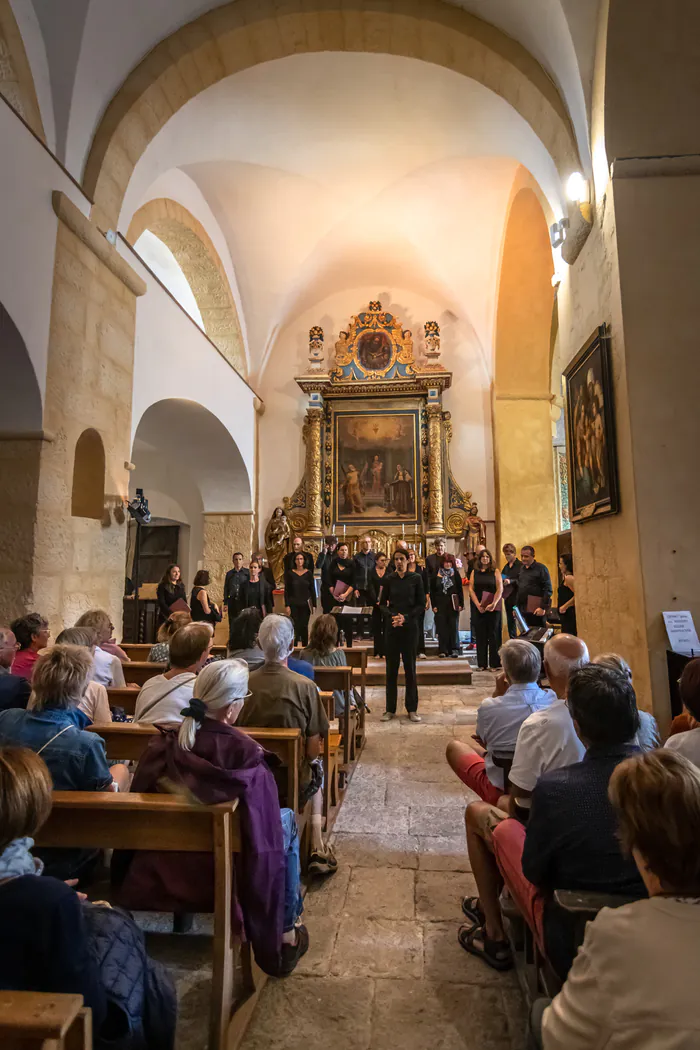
[71,429,105,519]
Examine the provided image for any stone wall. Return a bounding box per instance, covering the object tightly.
[202,512,254,604]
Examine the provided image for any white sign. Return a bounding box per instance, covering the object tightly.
[663,611,700,654]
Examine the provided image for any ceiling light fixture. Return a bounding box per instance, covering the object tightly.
[566,172,587,203]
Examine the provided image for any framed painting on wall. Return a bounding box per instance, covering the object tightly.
[563,325,620,523]
[333,407,420,526]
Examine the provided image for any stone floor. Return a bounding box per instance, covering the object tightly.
[152,674,527,1049]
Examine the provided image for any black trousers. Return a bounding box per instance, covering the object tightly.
[505,600,518,639]
[385,621,418,713]
[371,605,385,656]
[471,608,502,669]
[435,607,459,655]
[321,588,335,614]
[415,609,426,655]
[289,604,311,647]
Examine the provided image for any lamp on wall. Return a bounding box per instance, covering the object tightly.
[561,171,593,265]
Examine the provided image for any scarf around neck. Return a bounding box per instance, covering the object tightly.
[440,567,454,594]
[0,837,43,880]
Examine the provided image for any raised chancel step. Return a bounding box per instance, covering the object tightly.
[365,655,472,686]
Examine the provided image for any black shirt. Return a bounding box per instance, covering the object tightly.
[380,570,425,624]
[241,578,271,616]
[330,557,355,600]
[223,567,250,606]
[0,669,31,711]
[368,567,389,605]
[501,557,522,605]
[470,568,498,603]
[516,560,553,610]
[284,569,316,609]
[352,551,376,591]
[283,550,315,574]
[190,587,222,626]
[156,580,188,619]
[430,571,464,611]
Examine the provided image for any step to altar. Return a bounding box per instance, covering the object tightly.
[365,655,472,686]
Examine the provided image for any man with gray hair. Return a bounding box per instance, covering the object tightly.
[446,639,555,804]
[0,626,31,711]
[237,615,337,876]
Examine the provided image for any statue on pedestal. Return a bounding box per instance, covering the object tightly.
[264,506,291,586]
[463,501,486,555]
[307,325,325,373]
[424,320,441,363]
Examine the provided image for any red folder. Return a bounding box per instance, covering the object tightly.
[169,598,190,614]
[451,593,460,612]
[480,592,503,613]
[333,580,349,600]
[526,594,544,614]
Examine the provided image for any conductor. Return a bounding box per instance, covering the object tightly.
[380,548,424,723]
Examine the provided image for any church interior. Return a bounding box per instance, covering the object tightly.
[1,1,699,1048]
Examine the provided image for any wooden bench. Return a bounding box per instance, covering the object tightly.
[121,643,227,661]
[107,687,140,716]
[34,791,256,1050]
[309,665,356,776]
[0,991,90,1050]
[122,661,166,687]
[294,647,367,753]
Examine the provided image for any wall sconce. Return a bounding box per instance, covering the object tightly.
[561,171,593,265]
[550,218,569,249]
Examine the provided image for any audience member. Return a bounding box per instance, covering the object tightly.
[299,614,352,714]
[0,626,31,710]
[0,646,128,879]
[55,627,112,724]
[134,624,213,724]
[407,549,429,660]
[516,545,552,628]
[10,613,49,681]
[316,536,339,613]
[223,551,250,639]
[190,569,223,627]
[241,558,273,618]
[592,652,660,749]
[468,549,504,670]
[501,543,522,638]
[283,535,314,574]
[75,609,129,662]
[0,746,176,1047]
[556,554,576,636]
[237,615,335,875]
[430,554,464,658]
[539,749,700,1049]
[665,656,700,767]
[368,551,389,657]
[446,639,554,804]
[148,610,192,663]
[284,552,316,647]
[156,563,188,621]
[227,608,265,669]
[353,535,376,606]
[73,611,127,688]
[118,660,308,977]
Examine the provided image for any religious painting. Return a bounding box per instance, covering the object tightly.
[563,326,620,523]
[334,408,420,525]
[357,329,392,373]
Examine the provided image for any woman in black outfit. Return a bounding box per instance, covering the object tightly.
[190,569,223,628]
[156,563,188,622]
[241,559,272,618]
[557,553,577,636]
[407,549,429,659]
[330,542,355,646]
[284,552,316,646]
[468,548,504,671]
[430,554,464,657]
[368,551,389,657]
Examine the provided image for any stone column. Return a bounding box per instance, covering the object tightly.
[426,402,445,536]
[304,405,324,537]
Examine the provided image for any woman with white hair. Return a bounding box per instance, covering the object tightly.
[116,659,308,977]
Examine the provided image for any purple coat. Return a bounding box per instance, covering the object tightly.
[117,720,284,976]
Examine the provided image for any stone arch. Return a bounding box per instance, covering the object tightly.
[71,428,106,520]
[0,0,45,140]
[84,0,582,232]
[127,198,247,376]
[493,172,558,577]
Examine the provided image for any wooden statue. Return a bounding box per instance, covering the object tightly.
[265,506,291,585]
[463,501,486,554]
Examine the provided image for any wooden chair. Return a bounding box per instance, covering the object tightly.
[0,991,90,1050]
[122,661,166,687]
[34,791,257,1050]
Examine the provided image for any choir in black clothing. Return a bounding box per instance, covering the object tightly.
[380,549,424,720]
[329,542,356,646]
[284,552,316,646]
[368,552,389,657]
[467,548,503,670]
[156,564,188,622]
[407,550,429,658]
[283,537,315,574]
[430,554,464,657]
[316,537,339,613]
[241,558,273,618]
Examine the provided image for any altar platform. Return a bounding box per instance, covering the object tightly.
[365,653,473,687]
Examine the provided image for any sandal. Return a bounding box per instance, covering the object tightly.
[458,923,513,972]
[461,895,485,927]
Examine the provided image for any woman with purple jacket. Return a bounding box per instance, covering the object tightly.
[115,659,307,977]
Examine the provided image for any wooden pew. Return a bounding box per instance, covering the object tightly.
[107,687,140,716]
[122,661,166,687]
[34,791,256,1050]
[121,643,227,661]
[0,991,90,1050]
[293,647,367,754]
[309,665,355,776]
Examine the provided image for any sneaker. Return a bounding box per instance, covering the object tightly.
[308,845,338,876]
[380,711,395,722]
[279,924,310,976]
[438,652,447,659]
[407,712,422,723]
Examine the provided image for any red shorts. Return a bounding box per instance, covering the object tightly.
[452,751,503,806]
[491,818,546,952]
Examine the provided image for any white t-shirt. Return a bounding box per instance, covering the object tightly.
[665,727,700,768]
[91,647,126,688]
[509,696,585,793]
[134,672,197,724]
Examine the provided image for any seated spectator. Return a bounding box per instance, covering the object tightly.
[592,651,660,749]
[227,608,265,670]
[10,613,50,681]
[0,626,31,710]
[75,609,130,662]
[467,666,646,977]
[148,610,192,663]
[446,639,555,804]
[299,613,352,713]
[237,615,335,876]
[665,657,700,767]
[0,646,129,879]
[0,746,176,1047]
[73,611,126,688]
[55,627,112,724]
[134,624,213,724]
[118,660,308,977]
[540,749,700,1049]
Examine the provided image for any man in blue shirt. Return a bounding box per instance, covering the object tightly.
[0,627,31,711]
[446,638,554,803]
